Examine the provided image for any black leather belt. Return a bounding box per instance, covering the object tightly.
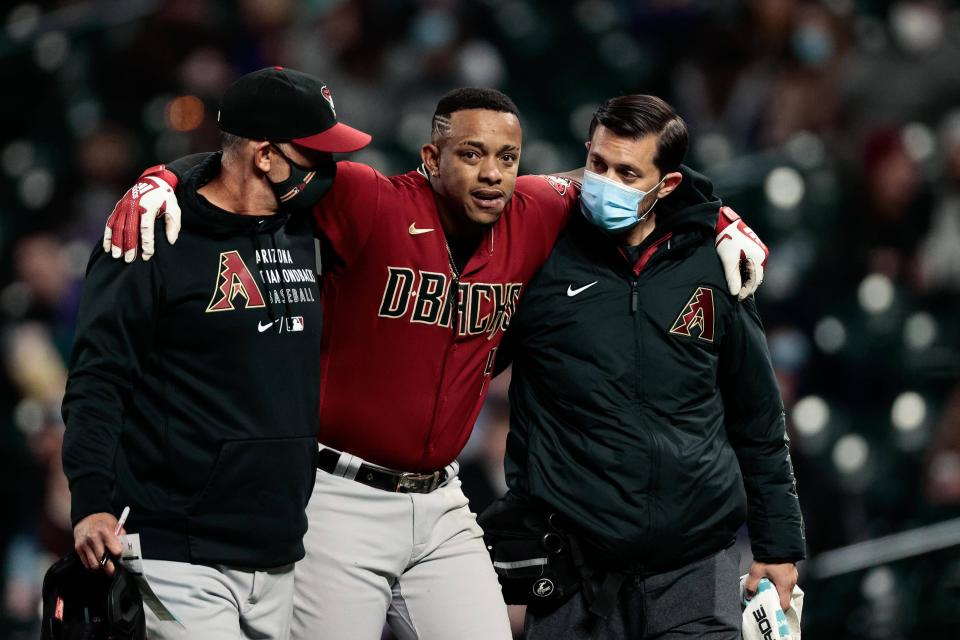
[317,447,448,494]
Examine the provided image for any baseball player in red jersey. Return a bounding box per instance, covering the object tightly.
[103,74,768,639]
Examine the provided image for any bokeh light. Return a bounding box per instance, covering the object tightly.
[902,122,936,162]
[861,566,896,600]
[833,434,869,475]
[19,168,54,209]
[6,3,40,41]
[891,392,926,432]
[13,398,44,436]
[785,131,826,170]
[765,166,805,209]
[792,395,830,437]
[903,312,937,350]
[33,30,70,71]
[858,273,895,314]
[814,316,847,353]
[2,140,35,177]
[165,95,206,132]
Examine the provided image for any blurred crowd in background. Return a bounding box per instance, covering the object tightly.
[1,0,960,637]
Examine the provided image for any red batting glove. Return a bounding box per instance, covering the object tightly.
[714,205,769,300]
[104,165,181,262]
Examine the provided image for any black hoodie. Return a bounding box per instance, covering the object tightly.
[502,166,805,570]
[62,154,321,568]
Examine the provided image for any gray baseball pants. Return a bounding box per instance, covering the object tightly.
[291,459,512,640]
[141,559,295,639]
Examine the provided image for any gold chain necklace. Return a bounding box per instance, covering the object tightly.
[444,240,460,281]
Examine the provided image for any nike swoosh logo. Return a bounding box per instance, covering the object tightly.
[566,282,598,297]
[258,320,275,332]
[409,222,435,235]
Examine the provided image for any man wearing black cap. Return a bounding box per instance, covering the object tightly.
[61,67,370,639]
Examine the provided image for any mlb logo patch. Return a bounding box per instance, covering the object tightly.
[287,316,305,332]
[54,596,64,621]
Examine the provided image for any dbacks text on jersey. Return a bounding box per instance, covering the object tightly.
[377,267,522,340]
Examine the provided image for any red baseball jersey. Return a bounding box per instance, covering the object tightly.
[313,162,578,471]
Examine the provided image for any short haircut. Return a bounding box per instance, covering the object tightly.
[219,130,248,155]
[588,95,688,174]
[431,87,520,141]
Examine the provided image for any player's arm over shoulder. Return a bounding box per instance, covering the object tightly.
[511,174,581,257]
[515,173,580,201]
[311,160,389,266]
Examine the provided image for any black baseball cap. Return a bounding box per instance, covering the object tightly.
[218,66,372,153]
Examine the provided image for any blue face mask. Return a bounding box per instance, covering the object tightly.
[580,169,664,233]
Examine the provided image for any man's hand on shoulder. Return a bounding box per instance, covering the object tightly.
[105,164,182,263]
[714,205,768,301]
[73,512,124,576]
[744,560,798,612]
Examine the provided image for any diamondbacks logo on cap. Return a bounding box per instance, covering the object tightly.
[670,286,715,342]
[321,85,335,116]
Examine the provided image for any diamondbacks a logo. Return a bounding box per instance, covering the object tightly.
[321,85,335,116]
[542,175,571,196]
[669,287,715,342]
[207,251,266,312]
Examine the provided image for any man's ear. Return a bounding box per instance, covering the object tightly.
[253,141,273,173]
[420,143,441,177]
[657,171,683,199]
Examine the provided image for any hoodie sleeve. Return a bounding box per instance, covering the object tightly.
[61,245,161,525]
[719,297,806,563]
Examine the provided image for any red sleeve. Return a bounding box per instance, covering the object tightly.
[312,161,384,266]
[514,174,580,257]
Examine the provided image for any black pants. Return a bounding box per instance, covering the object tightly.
[525,546,741,640]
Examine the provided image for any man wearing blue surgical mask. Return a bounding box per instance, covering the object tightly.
[577,111,683,244]
[484,95,805,639]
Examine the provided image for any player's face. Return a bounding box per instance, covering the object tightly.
[429,109,522,229]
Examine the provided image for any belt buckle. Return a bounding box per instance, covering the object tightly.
[397,471,440,493]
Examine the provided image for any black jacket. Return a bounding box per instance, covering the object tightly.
[502,167,805,570]
[62,155,321,568]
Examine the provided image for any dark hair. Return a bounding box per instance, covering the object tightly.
[588,95,688,174]
[432,87,520,139]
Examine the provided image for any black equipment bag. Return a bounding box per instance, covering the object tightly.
[41,552,145,640]
[477,495,583,605]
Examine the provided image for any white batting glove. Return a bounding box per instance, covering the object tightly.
[104,165,182,262]
[714,205,769,300]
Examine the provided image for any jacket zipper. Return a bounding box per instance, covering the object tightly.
[630,273,660,556]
